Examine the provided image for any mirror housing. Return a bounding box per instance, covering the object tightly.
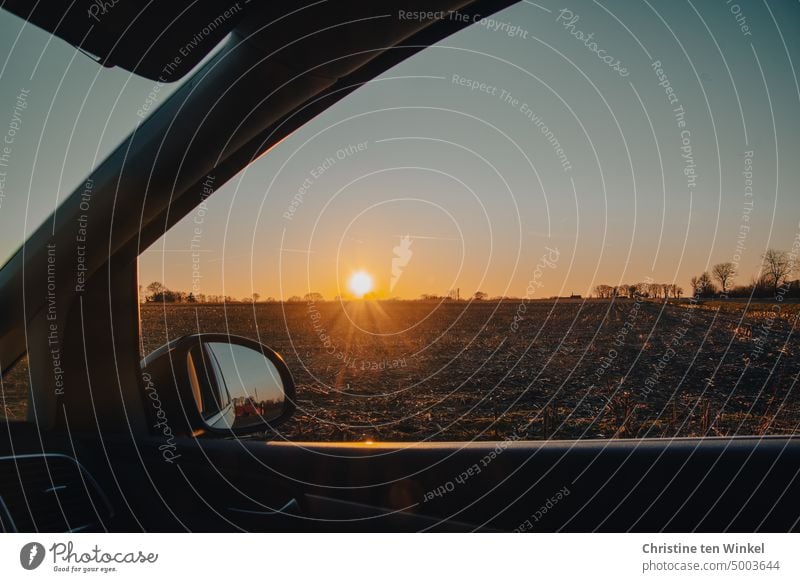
[141,334,295,437]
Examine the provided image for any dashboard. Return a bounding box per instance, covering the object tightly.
[0,423,113,532]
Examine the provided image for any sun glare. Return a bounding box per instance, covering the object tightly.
[348,271,374,298]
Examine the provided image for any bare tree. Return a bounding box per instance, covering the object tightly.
[661,283,671,300]
[146,281,165,299]
[473,291,488,300]
[762,249,793,296]
[593,284,613,298]
[712,262,736,295]
[698,272,715,297]
[690,273,715,298]
[252,293,261,303]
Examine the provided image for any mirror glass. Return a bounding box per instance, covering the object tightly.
[187,341,287,430]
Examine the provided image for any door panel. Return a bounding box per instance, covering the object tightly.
[131,436,800,532]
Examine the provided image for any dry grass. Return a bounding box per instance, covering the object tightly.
[138,298,800,441]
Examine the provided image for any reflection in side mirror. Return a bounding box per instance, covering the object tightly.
[188,340,289,431]
[141,333,295,437]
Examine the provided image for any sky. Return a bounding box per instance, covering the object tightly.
[1,1,799,300]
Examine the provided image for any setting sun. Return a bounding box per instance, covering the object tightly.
[348,271,374,298]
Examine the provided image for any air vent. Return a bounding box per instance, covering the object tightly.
[0,454,112,532]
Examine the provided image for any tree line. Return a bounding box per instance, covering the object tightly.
[141,249,798,303]
[140,282,329,303]
[593,282,683,299]
[688,249,799,298]
[593,249,799,300]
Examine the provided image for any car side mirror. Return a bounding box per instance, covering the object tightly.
[141,334,295,436]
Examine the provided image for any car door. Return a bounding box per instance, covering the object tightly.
[2,0,799,533]
[130,1,800,532]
